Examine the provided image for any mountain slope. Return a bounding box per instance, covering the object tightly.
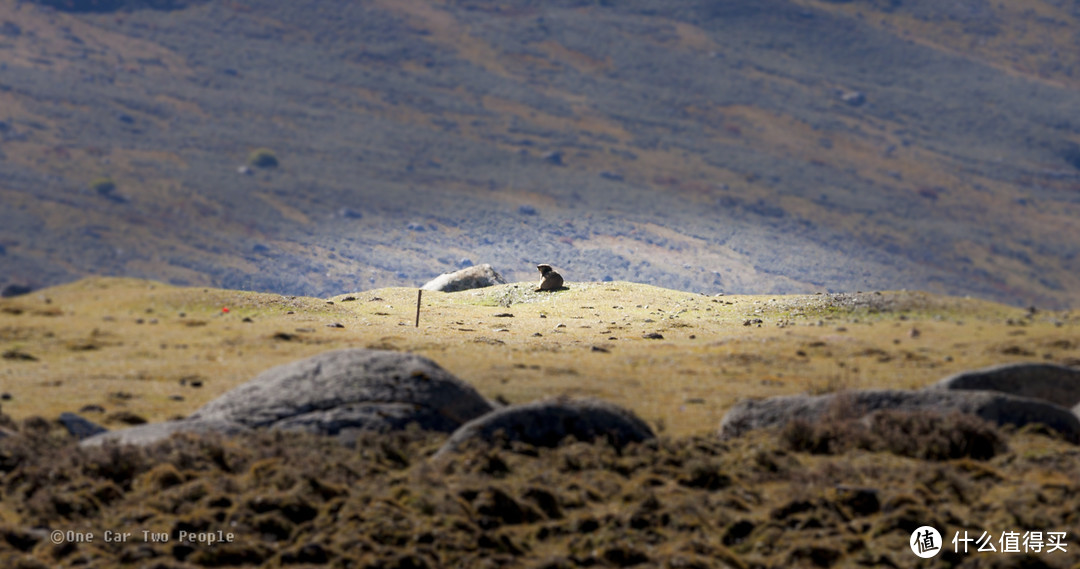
[0,0,1078,307]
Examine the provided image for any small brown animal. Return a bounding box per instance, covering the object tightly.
[536,264,564,292]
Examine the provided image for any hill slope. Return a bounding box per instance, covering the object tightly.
[1,277,1076,437]
[0,0,1078,307]
[2,277,1079,568]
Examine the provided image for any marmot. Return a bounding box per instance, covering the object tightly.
[536,264,564,291]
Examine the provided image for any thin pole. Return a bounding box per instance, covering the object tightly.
[415,289,422,327]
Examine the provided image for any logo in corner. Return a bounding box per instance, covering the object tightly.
[910,526,943,558]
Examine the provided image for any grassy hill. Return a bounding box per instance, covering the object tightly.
[1,277,1079,568]
[2,277,1076,436]
[0,0,1078,309]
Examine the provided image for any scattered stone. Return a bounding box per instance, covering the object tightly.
[2,349,37,361]
[79,404,104,413]
[326,323,345,328]
[494,313,514,318]
[80,419,252,448]
[518,204,538,215]
[840,90,866,106]
[719,389,1080,443]
[1,393,11,401]
[642,332,664,340]
[591,346,610,353]
[434,397,655,457]
[542,151,563,165]
[421,264,506,293]
[188,349,494,435]
[106,411,148,426]
[925,362,1080,409]
[338,207,363,219]
[248,148,279,168]
[58,412,108,440]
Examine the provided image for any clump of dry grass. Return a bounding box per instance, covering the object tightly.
[1,409,1077,568]
[781,408,1007,460]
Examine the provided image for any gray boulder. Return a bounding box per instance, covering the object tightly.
[59,412,108,440]
[719,389,1080,443]
[421,264,506,293]
[924,363,1080,409]
[273,402,466,435]
[79,419,251,447]
[188,349,493,435]
[435,397,655,457]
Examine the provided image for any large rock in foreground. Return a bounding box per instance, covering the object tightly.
[80,419,251,447]
[720,389,1080,443]
[421,264,506,292]
[924,362,1080,409]
[435,397,655,457]
[188,349,493,435]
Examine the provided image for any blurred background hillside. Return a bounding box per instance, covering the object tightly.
[1,0,1078,308]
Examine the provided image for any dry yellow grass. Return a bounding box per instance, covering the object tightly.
[1,277,1076,437]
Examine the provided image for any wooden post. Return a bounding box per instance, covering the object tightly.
[415,289,422,327]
